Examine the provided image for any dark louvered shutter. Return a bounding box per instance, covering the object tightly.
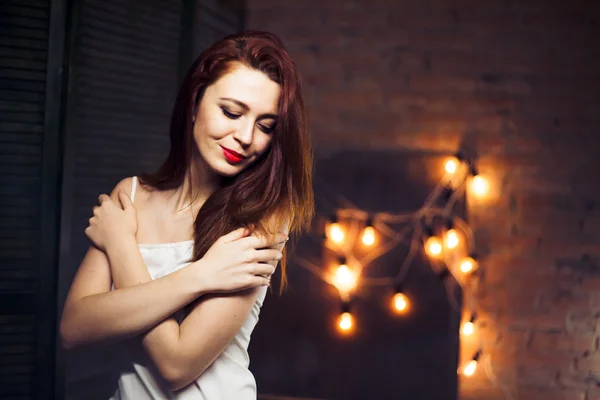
[193,0,244,55]
[59,0,183,396]
[0,1,50,399]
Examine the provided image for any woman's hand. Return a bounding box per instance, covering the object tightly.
[192,227,288,293]
[85,190,138,252]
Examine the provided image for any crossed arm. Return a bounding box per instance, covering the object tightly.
[60,178,287,390]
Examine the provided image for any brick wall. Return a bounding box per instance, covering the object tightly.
[247,1,600,399]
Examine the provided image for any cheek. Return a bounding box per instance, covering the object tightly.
[196,116,233,142]
[253,135,273,156]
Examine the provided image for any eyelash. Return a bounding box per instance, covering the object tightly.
[221,107,275,134]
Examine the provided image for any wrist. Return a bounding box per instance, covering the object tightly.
[184,258,210,297]
[105,235,138,260]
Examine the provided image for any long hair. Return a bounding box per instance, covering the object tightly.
[140,30,314,289]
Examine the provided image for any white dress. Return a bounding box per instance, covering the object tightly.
[109,177,267,400]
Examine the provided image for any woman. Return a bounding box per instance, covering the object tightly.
[60,30,313,399]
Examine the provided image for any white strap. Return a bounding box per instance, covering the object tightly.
[130,176,137,203]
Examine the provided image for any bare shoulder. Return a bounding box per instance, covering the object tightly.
[109,176,152,203]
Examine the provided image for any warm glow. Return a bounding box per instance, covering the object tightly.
[461,321,474,336]
[470,175,488,197]
[444,229,460,249]
[333,264,357,293]
[328,222,345,244]
[463,360,478,376]
[425,236,443,258]
[338,312,353,331]
[459,257,477,274]
[361,226,376,246]
[445,157,460,174]
[392,292,409,313]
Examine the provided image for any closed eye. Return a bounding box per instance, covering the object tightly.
[258,124,275,134]
[221,107,241,119]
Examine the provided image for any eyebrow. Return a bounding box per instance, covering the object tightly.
[220,97,278,120]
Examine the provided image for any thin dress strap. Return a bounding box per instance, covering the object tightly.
[130,176,138,204]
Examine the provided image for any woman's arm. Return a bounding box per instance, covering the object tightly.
[108,239,285,390]
[60,177,277,350]
[59,245,205,349]
[104,195,289,390]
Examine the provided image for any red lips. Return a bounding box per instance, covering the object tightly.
[220,146,246,164]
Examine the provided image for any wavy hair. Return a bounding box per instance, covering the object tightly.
[140,30,314,289]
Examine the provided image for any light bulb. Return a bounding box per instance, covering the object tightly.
[338,312,353,331]
[333,263,357,293]
[463,359,478,376]
[445,157,460,174]
[362,226,375,246]
[461,321,474,336]
[392,292,408,313]
[425,236,443,258]
[459,257,477,274]
[328,222,345,244]
[470,175,488,197]
[444,229,460,249]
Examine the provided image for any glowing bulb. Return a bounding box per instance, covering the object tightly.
[333,263,357,293]
[361,226,375,246]
[445,157,459,174]
[444,229,460,249]
[338,312,353,331]
[471,175,488,197]
[462,321,474,336]
[425,236,443,258]
[392,292,408,313]
[463,360,478,376]
[459,257,477,274]
[328,222,345,244]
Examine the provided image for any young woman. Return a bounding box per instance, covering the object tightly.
[59,30,313,399]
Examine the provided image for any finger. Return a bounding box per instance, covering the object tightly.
[250,248,282,263]
[92,205,99,216]
[250,275,271,287]
[220,227,250,243]
[243,232,288,249]
[98,194,111,205]
[250,263,277,277]
[118,190,134,211]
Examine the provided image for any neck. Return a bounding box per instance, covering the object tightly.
[176,156,222,212]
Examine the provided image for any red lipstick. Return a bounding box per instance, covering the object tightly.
[220,146,246,164]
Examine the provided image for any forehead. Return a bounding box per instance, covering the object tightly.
[208,65,280,114]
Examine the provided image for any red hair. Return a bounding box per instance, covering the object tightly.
[140,30,314,289]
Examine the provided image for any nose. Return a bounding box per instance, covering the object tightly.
[233,120,253,147]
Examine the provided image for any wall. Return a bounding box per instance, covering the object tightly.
[246,1,600,399]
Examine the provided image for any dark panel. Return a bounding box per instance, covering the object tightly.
[0,2,50,398]
[250,151,462,400]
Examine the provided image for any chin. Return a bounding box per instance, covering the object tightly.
[210,159,247,178]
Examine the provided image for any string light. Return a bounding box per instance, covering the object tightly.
[444,221,460,250]
[468,165,488,198]
[422,225,443,258]
[444,156,460,175]
[332,257,357,293]
[391,284,409,314]
[327,215,345,244]
[462,350,481,376]
[337,301,354,333]
[311,150,497,388]
[459,255,478,274]
[461,313,477,336]
[361,217,376,246]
